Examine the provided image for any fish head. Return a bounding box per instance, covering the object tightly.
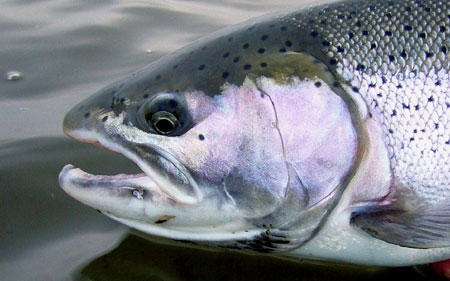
[59,19,359,248]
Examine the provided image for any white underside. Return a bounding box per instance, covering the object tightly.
[292,206,450,266]
[107,214,261,241]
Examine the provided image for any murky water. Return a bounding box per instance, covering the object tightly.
[0,1,444,280]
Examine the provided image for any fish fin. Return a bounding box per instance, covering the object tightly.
[350,200,450,248]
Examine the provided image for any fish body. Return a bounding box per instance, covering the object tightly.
[59,0,450,266]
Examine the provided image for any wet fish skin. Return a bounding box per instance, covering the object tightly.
[59,0,450,266]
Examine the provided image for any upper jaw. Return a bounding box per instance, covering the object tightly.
[60,125,203,205]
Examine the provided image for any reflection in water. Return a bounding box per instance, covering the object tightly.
[80,233,437,281]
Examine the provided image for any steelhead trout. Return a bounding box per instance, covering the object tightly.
[59,0,450,267]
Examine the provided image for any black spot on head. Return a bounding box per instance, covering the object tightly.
[261,62,267,68]
[84,112,90,118]
[281,26,287,31]
[222,72,229,79]
[279,48,286,53]
[198,134,205,141]
[102,116,108,122]
[260,35,268,41]
[314,81,322,88]
[310,31,318,37]
[257,48,265,54]
[198,64,205,70]
[285,40,292,47]
[404,25,412,31]
[143,93,149,99]
[233,57,240,63]
[243,43,249,49]
[223,52,230,58]
[243,64,252,70]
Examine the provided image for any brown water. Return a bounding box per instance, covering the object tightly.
[0,1,445,280]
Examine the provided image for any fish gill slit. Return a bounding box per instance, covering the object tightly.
[255,85,291,200]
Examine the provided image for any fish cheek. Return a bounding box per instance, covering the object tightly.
[182,81,289,217]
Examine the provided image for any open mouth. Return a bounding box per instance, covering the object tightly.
[59,164,157,200]
[59,129,203,205]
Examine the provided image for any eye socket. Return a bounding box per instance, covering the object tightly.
[136,92,193,136]
[150,111,180,135]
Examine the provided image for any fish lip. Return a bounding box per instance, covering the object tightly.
[58,164,156,193]
[61,128,203,204]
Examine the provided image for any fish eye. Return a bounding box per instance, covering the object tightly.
[136,92,193,136]
[150,111,180,135]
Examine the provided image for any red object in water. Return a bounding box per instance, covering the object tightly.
[431,260,450,279]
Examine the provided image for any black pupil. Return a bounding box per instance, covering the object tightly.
[154,118,174,133]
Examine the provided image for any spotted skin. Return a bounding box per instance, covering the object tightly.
[61,0,450,265]
[286,0,450,205]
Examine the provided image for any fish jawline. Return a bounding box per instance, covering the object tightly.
[61,129,201,204]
